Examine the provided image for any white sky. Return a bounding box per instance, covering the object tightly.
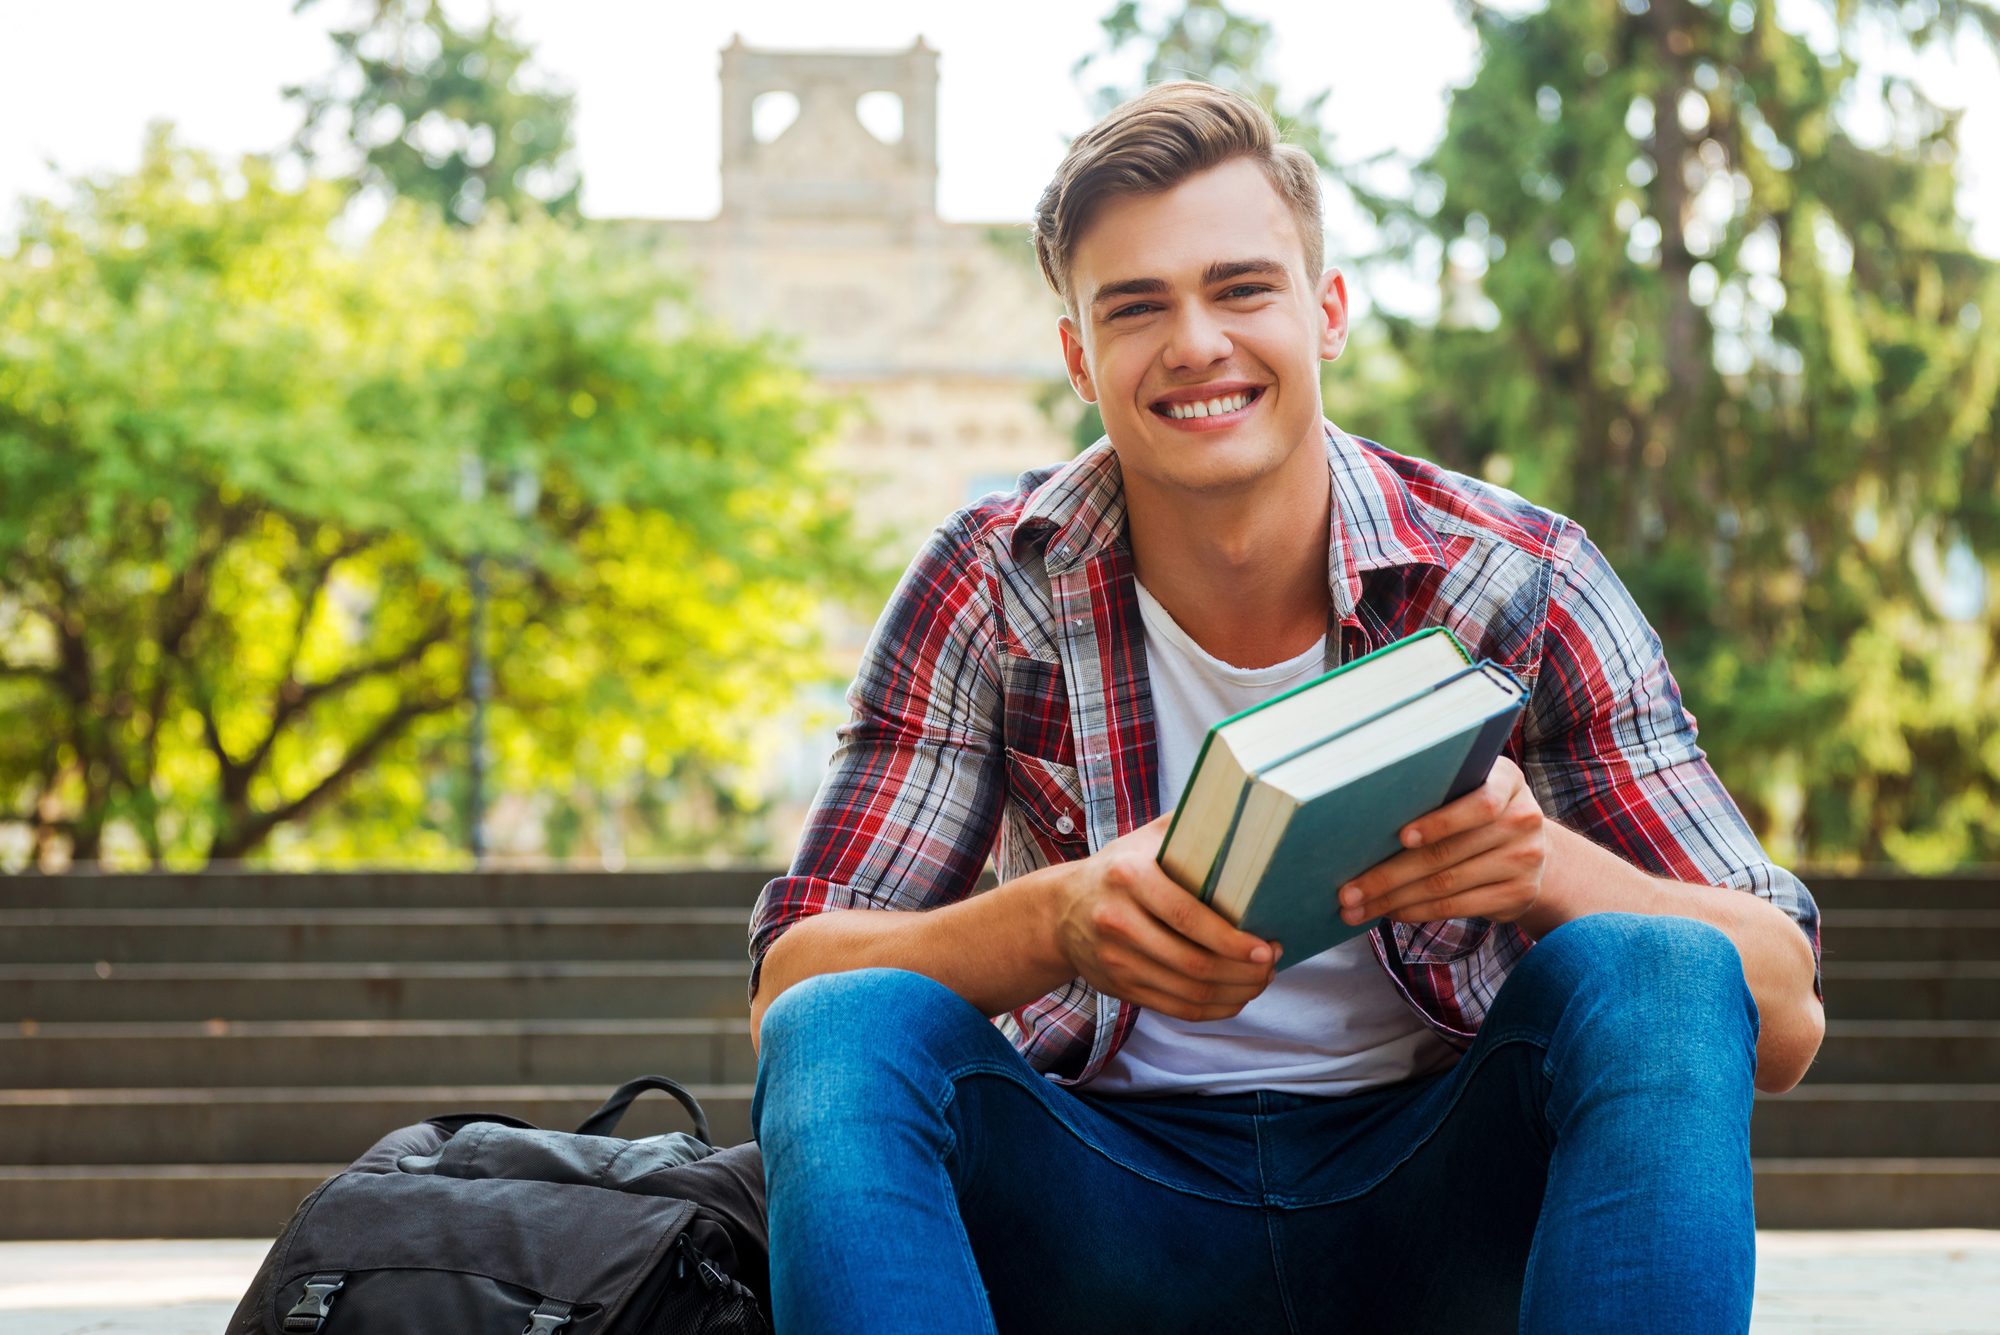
[2,0,1995,268]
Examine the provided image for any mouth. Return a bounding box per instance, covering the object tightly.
[1150,385,1265,428]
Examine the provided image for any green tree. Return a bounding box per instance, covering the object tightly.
[287,0,579,223]
[1094,0,2000,865]
[1339,0,2000,866]
[0,134,857,867]
[1075,0,1334,166]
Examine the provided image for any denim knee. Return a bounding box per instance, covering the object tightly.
[1503,912,1760,1059]
[753,967,998,1142]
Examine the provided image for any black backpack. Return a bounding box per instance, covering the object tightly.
[227,1076,769,1335]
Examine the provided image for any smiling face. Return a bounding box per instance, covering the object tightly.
[1058,156,1348,500]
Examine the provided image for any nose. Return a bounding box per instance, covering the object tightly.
[1161,300,1232,372]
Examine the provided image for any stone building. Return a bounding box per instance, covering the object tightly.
[607,38,1082,854]
[628,37,1080,547]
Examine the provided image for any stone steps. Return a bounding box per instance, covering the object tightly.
[0,1084,755,1166]
[0,960,752,1022]
[0,1018,758,1087]
[1,868,1997,1236]
[0,908,755,964]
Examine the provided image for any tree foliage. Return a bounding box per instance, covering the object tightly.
[1075,0,1334,166]
[1342,0,2000,867]
[287,0,579,223]
[0,134,859,867]
[1100,0,2000,866]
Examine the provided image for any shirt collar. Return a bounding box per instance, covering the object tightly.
[1014,441,1127,575]
[1323,422,1448,619]
[1012,425,1449,596]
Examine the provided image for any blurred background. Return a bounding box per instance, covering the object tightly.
[4,0,1999,874]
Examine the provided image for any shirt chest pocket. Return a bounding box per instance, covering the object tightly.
[1004,748,1089,862]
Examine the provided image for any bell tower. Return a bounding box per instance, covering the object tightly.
[717,36,940,229]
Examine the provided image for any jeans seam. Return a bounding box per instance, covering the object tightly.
[936,1157,1001,1335]
[1261,1031,1553,1209]
[936,1058,1264,1207]
[1265,1207,1302,1335]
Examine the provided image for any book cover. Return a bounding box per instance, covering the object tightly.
[1236,696,1524,966]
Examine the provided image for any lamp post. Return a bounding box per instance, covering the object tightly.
[462,458,539,867]
[466,553,491,866]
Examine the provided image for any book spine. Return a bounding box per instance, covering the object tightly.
[1200,782,1255,908]
[1443,701,1525,804]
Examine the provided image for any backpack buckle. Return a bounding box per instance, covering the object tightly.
[281,1273,345,1333]
[524,1298,574,1334]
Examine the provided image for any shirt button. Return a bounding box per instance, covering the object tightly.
[1056,815,1076,834]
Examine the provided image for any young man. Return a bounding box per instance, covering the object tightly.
[749,83,1823,1334]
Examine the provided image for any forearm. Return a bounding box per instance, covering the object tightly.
[1523,823,1824,1091]
[750,868,1074,1046]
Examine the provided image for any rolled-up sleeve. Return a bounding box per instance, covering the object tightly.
[1521,523,1822,983]
[748,518,1007,998]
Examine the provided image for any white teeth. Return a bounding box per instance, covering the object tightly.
[1166,392,1254,420]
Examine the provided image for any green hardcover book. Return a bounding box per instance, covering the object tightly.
[1157,628,1529,968]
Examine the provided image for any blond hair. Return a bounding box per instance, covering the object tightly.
[1032,81,1325,309]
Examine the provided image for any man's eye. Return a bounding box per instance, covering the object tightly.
[1110,302,1157,319]
[1222,285,1271,300]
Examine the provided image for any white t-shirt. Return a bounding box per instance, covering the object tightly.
[1085,583,1458,1097]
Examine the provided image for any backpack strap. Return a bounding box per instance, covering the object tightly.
[573,1075,710,1145]
[281,1273,345,1333]
[523,1298,575,1334]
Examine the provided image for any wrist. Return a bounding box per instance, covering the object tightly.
[1515,820,1579,940]
[1007,861,1081,988]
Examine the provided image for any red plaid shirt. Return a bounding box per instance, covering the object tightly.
[752,426,1820,1084]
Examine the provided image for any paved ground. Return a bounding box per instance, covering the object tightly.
[3,1233,1997,1333]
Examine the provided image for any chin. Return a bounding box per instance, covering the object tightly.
[1144,431,1297,497]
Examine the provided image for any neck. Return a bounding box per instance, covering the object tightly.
[1123,431,1333,671]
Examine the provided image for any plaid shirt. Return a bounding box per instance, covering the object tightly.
[753,426,1820,1085]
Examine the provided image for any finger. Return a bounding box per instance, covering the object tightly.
[1341,818,1514,911]
[1394,758,1524,852]
[1105,970,1273,1021]
[1380,881,1541,926]
[1133,871,1280,964]
[1346,846,1540,924]
[1106,897,1281,987]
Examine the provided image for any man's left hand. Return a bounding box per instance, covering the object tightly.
[1337,756,1548,928]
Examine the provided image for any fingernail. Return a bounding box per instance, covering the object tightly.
[1402,828,1421,847]
[1251,944,1271,963]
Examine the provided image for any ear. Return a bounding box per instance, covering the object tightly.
[1318,268,1350,363]
[1058,314,1098,404]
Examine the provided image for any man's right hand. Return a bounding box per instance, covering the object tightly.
[1048,814,1281,1021]
[751,814,1281,1046]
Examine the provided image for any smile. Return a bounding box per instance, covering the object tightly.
[1154,387,1262,421]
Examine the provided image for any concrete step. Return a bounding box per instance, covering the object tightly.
[1808,1021,2000,1082]
[6,1158,1995,1240]
[0,869,779,911]
[1803,877,2000,911]
[1752,1158,2000,1229]
[1752,1085,2000,1158]
[0,1085,757,1167]
[14,1019,1991,1092]
[0,1164,340,1241]
[1818,911,2000,961]
[0,961,751,1023]
[1818,962,2000,1019]
[0,908,753,964]
[2,1019,757,1088]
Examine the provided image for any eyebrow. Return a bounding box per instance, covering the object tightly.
[1203,258,1289,285]
[1088,259,1290,309]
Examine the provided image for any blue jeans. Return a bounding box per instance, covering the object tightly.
[754,914,1759,1334]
